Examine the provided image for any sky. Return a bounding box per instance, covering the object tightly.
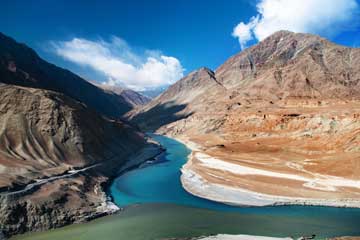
[1,0,360,91]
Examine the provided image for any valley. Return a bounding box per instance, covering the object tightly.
[1,29,360,240]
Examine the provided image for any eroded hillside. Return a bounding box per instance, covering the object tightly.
[130,31,360,206]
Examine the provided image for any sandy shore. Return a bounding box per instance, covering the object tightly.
[176,136,360,208]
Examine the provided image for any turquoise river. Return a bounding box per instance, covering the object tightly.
[13,134,360,240]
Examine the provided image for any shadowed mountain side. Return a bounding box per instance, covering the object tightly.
[0,32,133,118]
[127,67,227,131]
[130,101,193,131]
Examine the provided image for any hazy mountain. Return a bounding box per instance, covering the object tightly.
[93,83,151,107]
[139,86,169,98]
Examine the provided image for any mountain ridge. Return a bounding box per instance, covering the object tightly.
[129,30,360,208]
[0,32,136,118]
[0,33,161,238]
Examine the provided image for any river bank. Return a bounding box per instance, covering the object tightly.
[9,134,360,239]
[172,136,360,208]
[0,137,163,239]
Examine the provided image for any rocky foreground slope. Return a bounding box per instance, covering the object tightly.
[0,84,161,238]
[129,31,360,207]
[0,33,161,238]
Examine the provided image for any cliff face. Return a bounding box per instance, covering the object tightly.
[130,31,360,206]
[0,32,134,118]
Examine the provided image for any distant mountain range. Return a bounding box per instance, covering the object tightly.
[92,83,151,107]
[139,86,169,98]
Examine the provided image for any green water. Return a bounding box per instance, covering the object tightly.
[12,204,360,240]
[12,135,360,239]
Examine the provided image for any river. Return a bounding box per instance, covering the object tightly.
[12,134,360,240]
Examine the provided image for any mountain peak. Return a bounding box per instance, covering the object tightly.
[215,31,360,99]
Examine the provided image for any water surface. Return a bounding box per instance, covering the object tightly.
[13,134,360,239]
[109,134,360,237]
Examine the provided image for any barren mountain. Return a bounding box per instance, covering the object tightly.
[0,32,134,118]
[0,84,147,189]
[130,31,360,207]
[0,83,162,237]
[216,30,360,99]
[94,84,151,107]
[129,67,226,130]
[0,33,162,238]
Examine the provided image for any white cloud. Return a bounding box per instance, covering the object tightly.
[232,0,359,49]
[52,37,184,91]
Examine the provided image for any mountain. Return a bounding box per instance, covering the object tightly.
[128,67,226,130]
[216,30,360,99]
[130,30,360,130]
[0,34,162,238]
[129,31,360,207]
[0,32,134,118]
[93,84,151,107]
[138,86,168,98]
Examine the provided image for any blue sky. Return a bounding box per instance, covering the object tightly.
[1,0,359,90]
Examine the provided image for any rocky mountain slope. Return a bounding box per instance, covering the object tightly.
[129,67,226,130]
[216,30,360,99]
[129,31,360,207]
[0,32,135,118]
[0,84,161,238]
[0,84,146,190]
[0,34,162,238]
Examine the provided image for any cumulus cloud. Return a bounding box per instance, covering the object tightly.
[232,0,359,49]
[52,37,184,90]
